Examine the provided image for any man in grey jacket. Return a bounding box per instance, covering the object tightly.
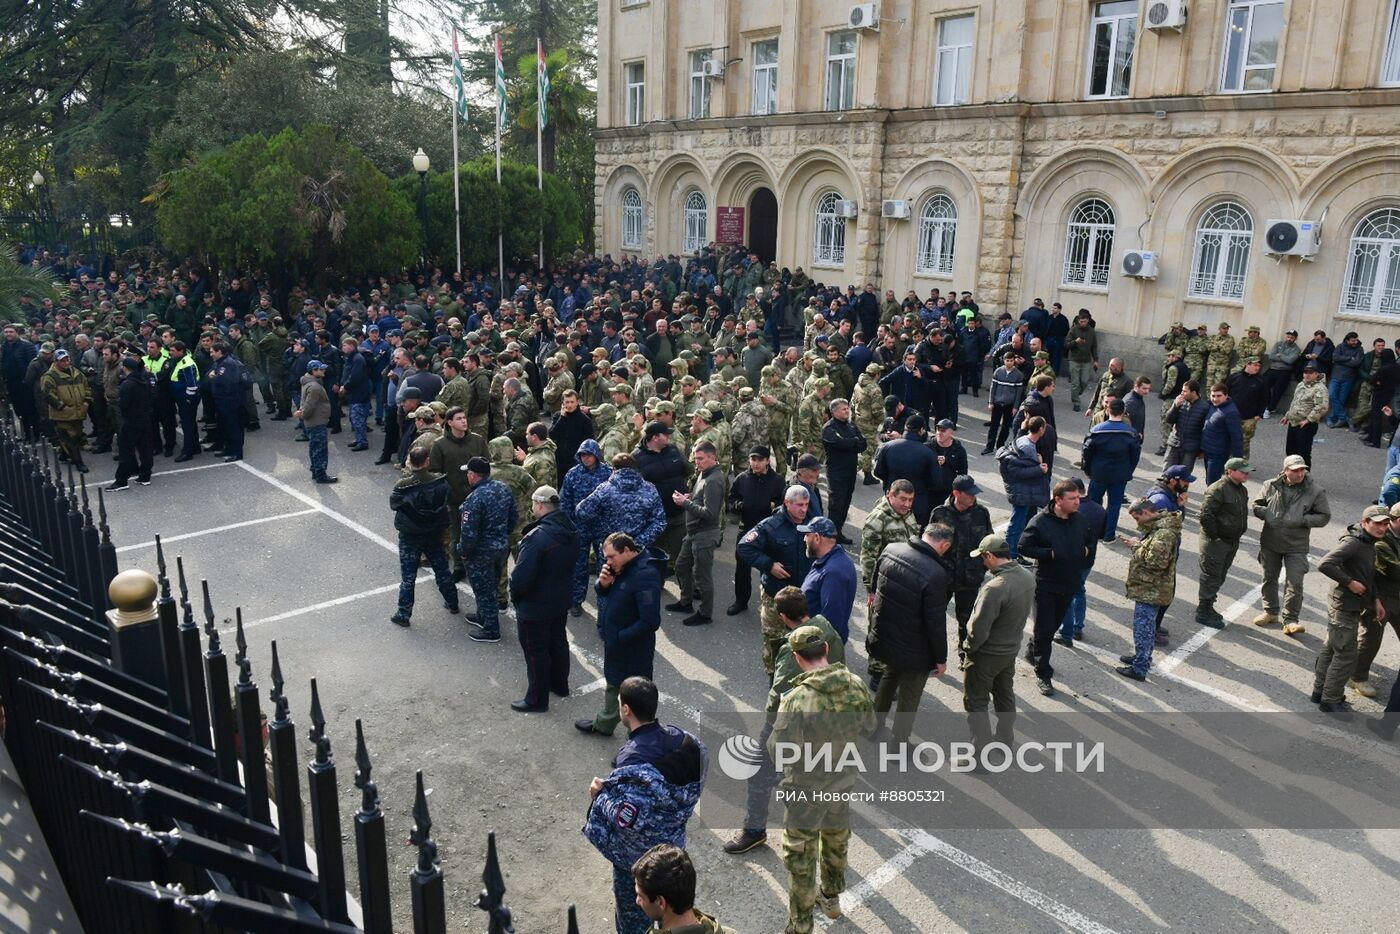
[961,534,1036,750]
[668,440,727,626]
[1252,454,1332,635]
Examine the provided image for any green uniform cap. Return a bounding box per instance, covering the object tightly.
[787,625,827,652]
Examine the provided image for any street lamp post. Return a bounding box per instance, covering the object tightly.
[412,148,430,272]
[31,170,49,246]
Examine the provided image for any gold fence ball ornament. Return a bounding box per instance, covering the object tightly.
[108,569,159,626]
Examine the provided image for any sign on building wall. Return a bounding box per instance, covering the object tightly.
[716,207,746,245]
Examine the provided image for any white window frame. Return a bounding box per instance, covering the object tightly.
[622,188,643,249]
[752,38,779,115]
[1340,208,1400,317]
[934,15,974,106]
[915,193,958,277]
[1383,0,1400,86]
[824,31,857,111]
[1062,198,1115,290]
[813,191,847,268]
[1220,0,1285,93]
[1188,202,1254,302]
[624,61,645,126]
[1085,1,1138,100]
[683,190,708,254]
[688,50,712,119]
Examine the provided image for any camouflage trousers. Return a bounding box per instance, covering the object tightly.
[495,530,521,606]
[760,591,787,676]
[782,798,850,934]
[769,434,789,476]
[467,551,507,637]
[855,424,880,475]
[1240,417,1257,461]
[611,864,652,934]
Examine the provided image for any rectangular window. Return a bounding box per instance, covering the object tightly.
[1384,1,1400,86]
[689,50,711,119]
[825,31,857,111]
[624,62,645,126]
[1086,1,1137,98]
[752,39,779,114]
[934,15,974,106]
[1221,0,1284,93]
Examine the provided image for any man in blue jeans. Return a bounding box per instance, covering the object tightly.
[1327,332,1364,427]
[1000,419,1050,558]
[1058,477,1105,645]
[1081,398,1141,541]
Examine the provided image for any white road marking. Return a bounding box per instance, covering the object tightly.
[235,460,399,553]
[151,461,238,478]
[1157,582,1266,675]
[820,837,929,920]
[574,677,608,695]
[243,577,429,629]
[117,508,320,553]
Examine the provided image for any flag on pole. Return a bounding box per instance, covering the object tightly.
[451,30,469,121]
[495,35,508,130]
[537,39,550,130]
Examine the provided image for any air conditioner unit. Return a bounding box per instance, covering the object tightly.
[1264,219,1321,259]
[881,199,910,219]
[1144,0,1187,31]
[835,199,859,218]
[1121,250,1158,279]
[849,3,879,31]
[701,58,725,79]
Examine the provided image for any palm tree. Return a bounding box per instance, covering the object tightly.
[297,170,349,290]
[511,48,594,175]
[0,250,59,323]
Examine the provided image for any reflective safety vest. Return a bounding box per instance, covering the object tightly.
[143,349,170,376]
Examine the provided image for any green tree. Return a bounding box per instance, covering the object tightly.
[509,48,593,176]
[0,251,61,324]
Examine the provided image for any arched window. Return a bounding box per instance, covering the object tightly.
[915,193,957,277]
[813,191,846,267]
[682,190,707,254]
[622,188,643,249]
[1341,208,1400,316]
[1062,198,1115,288]
[1189,202,1253,301]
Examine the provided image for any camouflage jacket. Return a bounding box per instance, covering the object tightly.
[506,392,540,434]
[1237,336,1268,369]
[543,370,575,413]
[851,375,884,431]
[729,401,769,471]
[437,375,473,413]
[795,396,829,456]
[859,498,921,589]
[1208,334,1235,371]
[767,662,875,792]
[1125,510,1182,606]
[1284,378,1329,426]
[522,438,559,488]
[458,477,518,557]
[486,437,535,534]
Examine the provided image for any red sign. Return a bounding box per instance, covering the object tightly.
[716,207,746,245]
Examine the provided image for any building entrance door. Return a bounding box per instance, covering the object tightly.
[748,188,778,264]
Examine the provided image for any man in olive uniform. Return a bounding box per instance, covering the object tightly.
[40,349,92,470]
[520,421,559,488]
[1086,358,1131,419]
[768,626,874,934]
[1163,321,1189,360]
[1196,457,1252,628]
[542,356,575,414]
[464,354,493,436]
[257,319,291,419]
[1312,505,1391,715]
[488,435,536,609]
[962,534,1036,750]
[794,379,832,463]
[429,407,490,581]
[1183,324,1211,386]
[1064,312,1099,412]
[850,363,884,483]
[729,388,769,476]
[1207,321,1236,388]
[504,377,539,442]
[1236,325,1268,374]
[859,480,921,693]
[226,322,262,431]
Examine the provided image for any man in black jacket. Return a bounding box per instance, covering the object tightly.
[510,485,580,712]
[929,476,994,652]
[635,421,689,568]
[869,522,953,741]
[821,398,867,544]
[726,445,786,615]
[927,418,969,511]
[549,389,595,481]
[388,445,460,627]
[873,415,940,525]
[1226,358,1268,461]
[1019,479,1094,697]
[110,358,154,491]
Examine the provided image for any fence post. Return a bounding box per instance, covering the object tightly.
[410,770,445,934]
[232,610,270,825]
[154,538,186,719]
[306,677,349,923]
[477,831,514,934]
[353,719,393,934]
[106,569,167,691]
[201,580,239,785]
[566,905,580,934]
[96,486,118,609]
[266,641,307,871]
[175,557,211,747]
[78,476,106,620]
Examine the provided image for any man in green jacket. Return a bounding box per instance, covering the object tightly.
[1312,506,1391,716]
[1252,455,1331,635]
[1064,312,1099,412]
[1196,457,1253,628]
[961,534,1035,749]
[1117,501,1183,681]
[429,406,490,580]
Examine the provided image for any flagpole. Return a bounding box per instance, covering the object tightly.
[495,33,505,296]
[451,34,462,278]
[537,37,545,275]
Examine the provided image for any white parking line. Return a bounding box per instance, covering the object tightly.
[242,578,426,629]
[117,508,320,553]
[235,460,399,553]
[152,461,238,478]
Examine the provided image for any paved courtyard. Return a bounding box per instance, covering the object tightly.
[93,394,1400,933]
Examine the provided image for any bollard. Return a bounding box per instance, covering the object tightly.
[106,569,168,691]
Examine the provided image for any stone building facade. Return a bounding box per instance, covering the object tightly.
[595,0,1400,350]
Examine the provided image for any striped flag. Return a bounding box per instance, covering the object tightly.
[537,38,549,130]
[451,30,468,121]
[495,34,508,130]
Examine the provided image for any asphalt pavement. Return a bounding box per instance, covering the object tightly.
[93,389,1400,933]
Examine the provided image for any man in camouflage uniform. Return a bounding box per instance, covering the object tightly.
[729,388,769,476]
[521,421,559,488]
[859,480,921,693]
[690,408,727,473]
[675,375,704,420]
[851,364,884,483]
[1030,350,1055,385]
[227,322,263,430]
[1236,325,1268,374]
[631,354,656,401]
[596,404,633,464]
[258,320,291,419]
[794,380,832,462]
[768,626,874,934]
[649,399,688,459]
[457,455,519,643]
[761,365,796,476]
[542,356,574,414]
[40,349,92,470]
[487,435,536,610]
[436,358,473,412]
[504,377,539,441]
[1118,499,1183,681]
[1183,324,1211,386]
[1163,321,1189,359]
[1207,321,1236,388]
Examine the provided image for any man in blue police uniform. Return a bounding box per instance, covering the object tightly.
[458,456,518,643]
[207,340,249,462]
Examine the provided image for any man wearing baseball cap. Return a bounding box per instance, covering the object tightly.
[1196,458,1253,628]
[796,515,858,643]
[40,346,91,471]
[1311,505,1391,716]
[1281,359,1329,468]
[1252,454,1331,635]
[961,534,1035,749]
[294,359,336,484]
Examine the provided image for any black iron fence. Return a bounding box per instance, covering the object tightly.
[0,406,582,933]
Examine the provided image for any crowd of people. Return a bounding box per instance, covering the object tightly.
[6,243,1400,934]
